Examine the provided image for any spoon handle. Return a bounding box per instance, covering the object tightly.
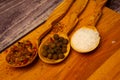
[60,0,88,35]
[36,0,74,44]
[88,0,108,26]
[46,0,74,25]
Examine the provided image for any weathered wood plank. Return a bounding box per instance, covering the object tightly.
[0,0,25,14]
[0,0,13,6]
[0,0,62,52]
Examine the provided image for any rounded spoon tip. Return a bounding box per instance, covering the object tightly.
[38,33,70,64]
[5,39,38,67]
[71,27,100,53]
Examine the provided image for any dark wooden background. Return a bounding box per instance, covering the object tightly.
[106,0,120,13]
[0,0,62,52]
[0,0,119,52]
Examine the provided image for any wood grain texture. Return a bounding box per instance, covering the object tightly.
[0,0,120,80]
[0,0,62,52]
[88,48,120,80]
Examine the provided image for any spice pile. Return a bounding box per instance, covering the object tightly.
[42,34,68,60]
[6,40,37,66]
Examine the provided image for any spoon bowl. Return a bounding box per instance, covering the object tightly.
[71,26,100,53]
[38,33,70,64]
[6,39,38,67]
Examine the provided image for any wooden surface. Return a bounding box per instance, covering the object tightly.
[0,0,62,52]
[0,0,120,80]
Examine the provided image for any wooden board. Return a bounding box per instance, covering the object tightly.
[0,0,120,80]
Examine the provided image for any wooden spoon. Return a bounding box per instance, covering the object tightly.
[38,0,88,64]
[71,0,107,53]
[5,0,74,67]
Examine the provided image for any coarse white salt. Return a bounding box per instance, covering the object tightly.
[71,27,100,53]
